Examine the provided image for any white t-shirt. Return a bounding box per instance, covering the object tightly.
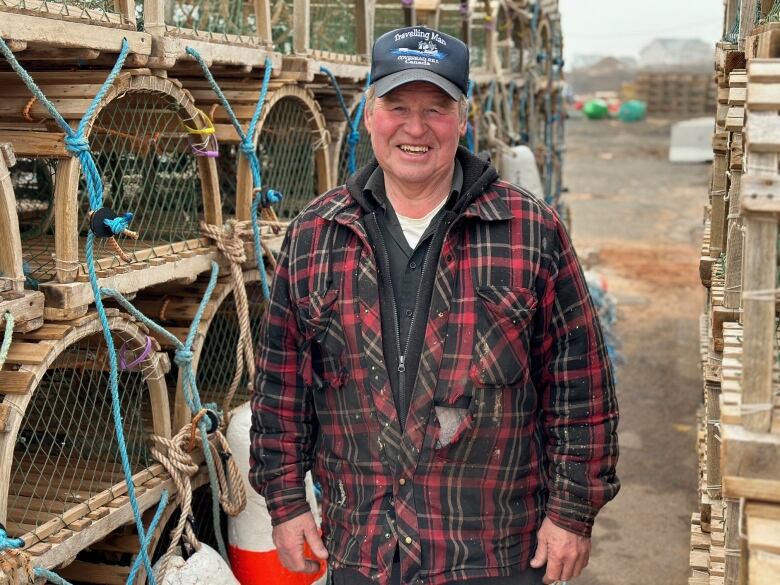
[396,197,448,249]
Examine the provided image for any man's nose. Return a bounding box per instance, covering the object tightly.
[403,112,427,136]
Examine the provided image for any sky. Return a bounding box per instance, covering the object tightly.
[559,0,726,67]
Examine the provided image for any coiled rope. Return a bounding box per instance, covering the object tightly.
[319,66,371,176]
[0,36,165,585]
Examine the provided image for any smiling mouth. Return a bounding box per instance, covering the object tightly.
[399,145,430,154]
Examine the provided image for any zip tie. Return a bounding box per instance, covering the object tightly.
[119,335,153,370]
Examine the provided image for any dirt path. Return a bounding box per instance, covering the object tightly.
[564,117,708,585]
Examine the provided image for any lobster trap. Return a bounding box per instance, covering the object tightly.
[0,72,222,319]
[334,102,373,185]
[0,310,173,571]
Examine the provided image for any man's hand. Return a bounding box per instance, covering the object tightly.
[529,517,591,584]
[272,512,329,573]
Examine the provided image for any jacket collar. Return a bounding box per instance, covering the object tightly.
[315,146,511,224]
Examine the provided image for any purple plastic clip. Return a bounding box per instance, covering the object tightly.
[119,335,153,371]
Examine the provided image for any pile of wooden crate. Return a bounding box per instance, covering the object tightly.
[636,71,717,117]
[0,1,565,582]
[694,1,780,583]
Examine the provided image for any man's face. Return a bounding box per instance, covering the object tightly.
[364,82,467,191]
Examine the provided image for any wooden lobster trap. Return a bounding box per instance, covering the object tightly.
[0,0,150,66]
[181,78,331,223]
[0,143,45,334]
[132,269,268,430]
[0,310,174,574]
[0,71,223,320]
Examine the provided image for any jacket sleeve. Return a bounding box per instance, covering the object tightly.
[249,228,316,526]
[530,210,620,537]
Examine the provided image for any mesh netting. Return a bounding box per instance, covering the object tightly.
[270,0,296,53]
[0,0,129,25]
[310,0,358,54]
[13,158,57,284]
[337,115,373,185]
[258,96,321,220]
[5,329,156,536]
[16,89,205,285]
[438,4,467,41]
[469,15,487,69]
[217,144,240,218]
[162,0,258,39]
[374,0,406,40]
[197,281,266,411]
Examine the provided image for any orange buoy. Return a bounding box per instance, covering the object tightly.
[226,403,326,585]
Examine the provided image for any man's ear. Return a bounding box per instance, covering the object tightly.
[364,104,373,135]
[459,117,468,138]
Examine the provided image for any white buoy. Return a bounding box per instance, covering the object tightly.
[501,145,544,199]
[157,543,239,585]
[226,402,324,585]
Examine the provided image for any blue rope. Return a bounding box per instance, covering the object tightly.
[320,67,371,176]
[187,48,277,301]
[0,525,23,550]
[0,36,164,585]
[102,262,230,561]
[105,212,134,235]
[251,189,281,299]
[466,79,475,152]
[485,79,496,114]
[34,568,74,585]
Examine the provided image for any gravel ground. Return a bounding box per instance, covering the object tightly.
[563,116,708,585]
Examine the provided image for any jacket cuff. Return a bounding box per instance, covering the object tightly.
[263,484,312,527]
[545,494,596,538]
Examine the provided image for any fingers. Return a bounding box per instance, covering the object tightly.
[304,521,329,560]
[529,534,548,569]
[273,513,326,573]
[541,555,562,585]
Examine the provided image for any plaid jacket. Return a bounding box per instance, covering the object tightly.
[250,151,619,585]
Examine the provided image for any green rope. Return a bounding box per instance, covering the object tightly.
[0,311,14,370]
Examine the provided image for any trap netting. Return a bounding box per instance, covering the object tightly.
[337,114,373,185]
[196,280,266,413]
[16,80,209,285]
[12,158,57,286]
[3,317,166,538]
[0,0,132,27]
[154,0,259,40]
[373,0,406,40]
[437,1,468,43]
[217,144,241,218]
[310,0,359,54]
[257,94,326,220]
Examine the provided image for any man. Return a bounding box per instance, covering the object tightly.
[250,26,619,585]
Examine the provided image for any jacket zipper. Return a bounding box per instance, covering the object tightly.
[371,211,449,431]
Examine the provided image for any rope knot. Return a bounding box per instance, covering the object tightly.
[174,348,194,368]
[0,523,24,550]
[201,221,247,265]
[347,128,361,146]
[64,133,90,155]
[240,139,256,157]
[104,212,134,236]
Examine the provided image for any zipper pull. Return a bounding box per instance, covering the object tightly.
[398,355,406,373]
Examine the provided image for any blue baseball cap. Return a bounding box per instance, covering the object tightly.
[371,27,470,100]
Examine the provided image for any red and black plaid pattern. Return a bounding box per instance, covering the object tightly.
[250,181,619,585]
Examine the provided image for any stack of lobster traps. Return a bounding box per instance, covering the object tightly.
[693,1,780,584]
[0,0,564,582]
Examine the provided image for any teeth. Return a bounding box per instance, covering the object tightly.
[400,145,429,153]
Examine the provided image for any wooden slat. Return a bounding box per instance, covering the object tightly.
[0,370,35,394]
[3,341,49,365]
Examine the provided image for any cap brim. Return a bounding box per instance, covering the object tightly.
[374,69,462,100]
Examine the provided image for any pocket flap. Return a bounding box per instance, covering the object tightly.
[476,286,537,328]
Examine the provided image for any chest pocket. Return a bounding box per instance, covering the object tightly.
[469,285,537,387]
[296,288,348,389]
